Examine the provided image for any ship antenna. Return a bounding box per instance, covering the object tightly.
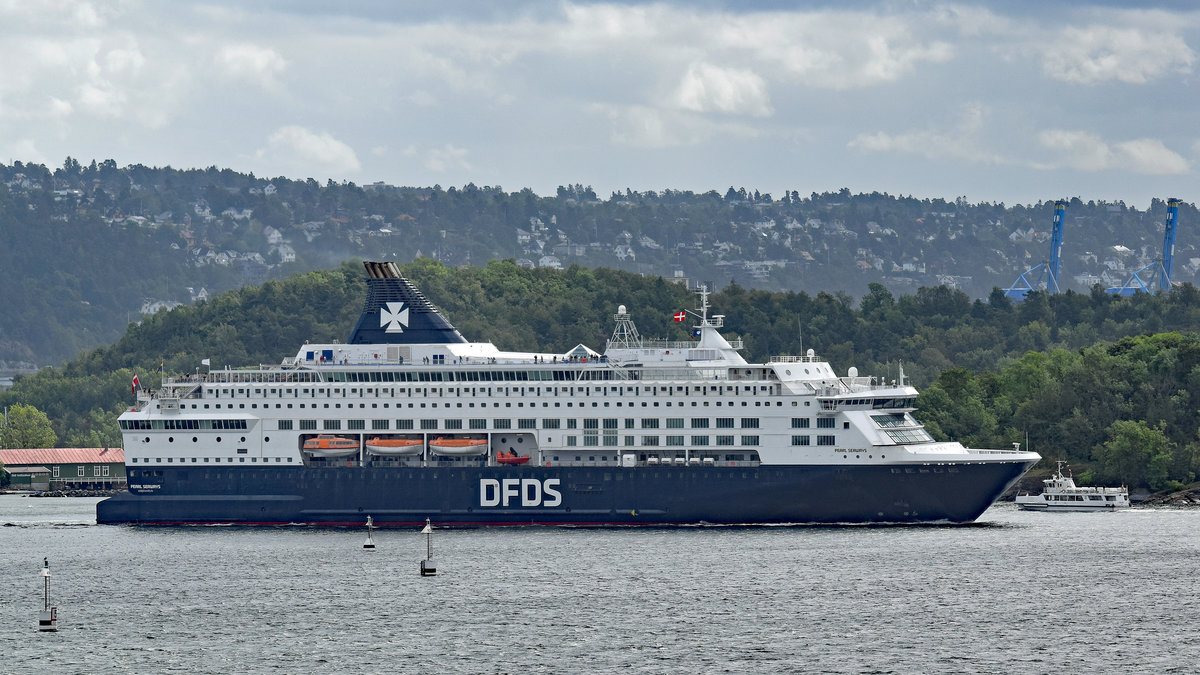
[608,304,642,349]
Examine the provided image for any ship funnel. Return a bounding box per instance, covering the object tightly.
[347,262,468,345]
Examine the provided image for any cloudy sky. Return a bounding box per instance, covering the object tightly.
[2,1,1197,207]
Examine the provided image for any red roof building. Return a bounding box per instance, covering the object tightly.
[0,448,126,489]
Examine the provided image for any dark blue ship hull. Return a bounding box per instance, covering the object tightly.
[97,458,1036,526]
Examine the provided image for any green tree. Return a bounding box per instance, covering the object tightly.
[1,403,58,448]
[1093,420,1172,490]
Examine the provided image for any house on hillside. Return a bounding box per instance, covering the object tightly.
[274,244,296,263]
[0,448,126,490]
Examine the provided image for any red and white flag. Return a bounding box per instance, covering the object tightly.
[672,311,686,322]
[132,373,140,395]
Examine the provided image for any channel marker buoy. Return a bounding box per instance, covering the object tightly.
[419,518,436,576]
[38,558,58,632]
[363,514,376,550]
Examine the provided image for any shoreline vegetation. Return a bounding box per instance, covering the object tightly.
[6,261,1200,494]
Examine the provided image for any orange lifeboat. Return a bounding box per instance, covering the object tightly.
[365,437,425,456]
[429,437,489,456]
[302,434,359,458]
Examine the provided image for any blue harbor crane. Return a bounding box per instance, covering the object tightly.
[1003,200,1067,300]
[1106,198,1182,296]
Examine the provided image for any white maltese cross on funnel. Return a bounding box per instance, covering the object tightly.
[380,301,409,333]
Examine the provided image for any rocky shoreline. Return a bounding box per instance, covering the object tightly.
[1137,486,1200,507]
[25,489,125,498]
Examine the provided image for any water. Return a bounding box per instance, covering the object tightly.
[2,495,1197,673]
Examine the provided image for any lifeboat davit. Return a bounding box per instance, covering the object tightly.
[365,437,425,456]
[302,434,359,458]
[429,437,489,456]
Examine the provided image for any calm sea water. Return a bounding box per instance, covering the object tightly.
[1,495,1197,673]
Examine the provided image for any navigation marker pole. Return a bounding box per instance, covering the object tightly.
[419,518,436,576]
[38,558,58,632]
[363,514,376,550]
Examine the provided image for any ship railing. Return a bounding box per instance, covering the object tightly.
[170,369,322,385]
[813,377,884,398]
[636,367,728,382]
[623,339,702,351]
[606,364,637,381]
[839,376,879,392]
[620,337,744,351]
[815,383,849,397]
[1067,486,1127,495]
[770,355,823,363]
[155,382,203,400]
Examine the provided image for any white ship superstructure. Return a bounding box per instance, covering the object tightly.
[101,262,1040,526]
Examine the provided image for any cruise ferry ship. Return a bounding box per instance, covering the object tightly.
[97,261,1040,526]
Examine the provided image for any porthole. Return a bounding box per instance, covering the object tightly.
[240,437,246,442]
[216,437,222,442]
[192,437,198,443]
[168,437,175,443]
[264,436,270,443]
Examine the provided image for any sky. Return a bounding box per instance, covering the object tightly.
[1,0,1197,208]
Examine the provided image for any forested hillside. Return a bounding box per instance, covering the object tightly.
[2,159,1197,369]
[2,259,1200,489]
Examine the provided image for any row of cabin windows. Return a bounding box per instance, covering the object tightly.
[190,399,788,411]
[277,417,762,431]
[130,456,294,464]
[566,436,761,447]
[121,419,248,431]
[790,418,835,429]
[212,383,778,397]
[819,397,918,411]
[549,454,755,462]
[791,435,837,446]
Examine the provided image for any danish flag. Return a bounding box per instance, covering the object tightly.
[673,311,686,322]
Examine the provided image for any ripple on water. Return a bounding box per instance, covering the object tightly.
[1,497,1198,672]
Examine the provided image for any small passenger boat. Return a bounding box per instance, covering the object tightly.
[1015,461,1130,511]
[365,437,424,456]
[302,434,360,458]
[429,437,489,456]
[496,452,531,465]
